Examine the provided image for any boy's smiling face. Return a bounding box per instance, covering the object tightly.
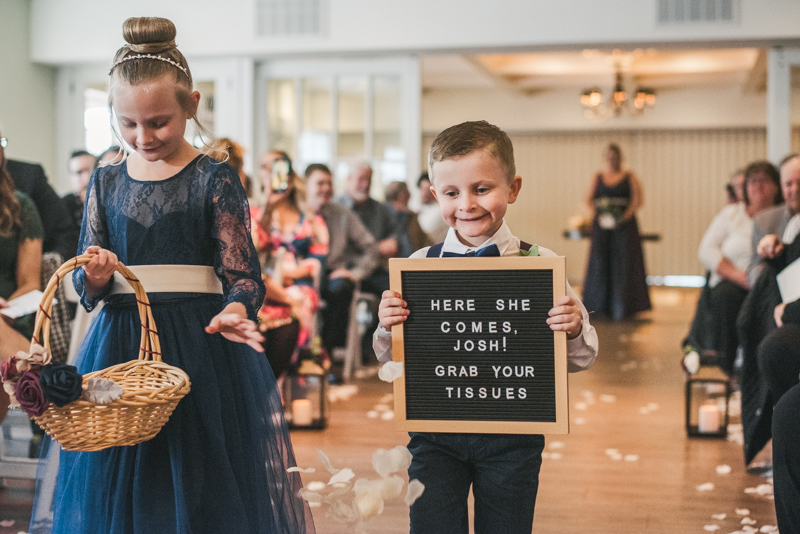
[431,149,522,248]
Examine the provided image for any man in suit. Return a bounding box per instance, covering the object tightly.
[305,163,381,356]
[0,133,80,260]
[748,154,800,284]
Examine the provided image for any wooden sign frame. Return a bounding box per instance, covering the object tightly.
[389,256,569,435]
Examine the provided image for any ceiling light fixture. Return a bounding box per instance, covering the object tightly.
[581,66,655,119]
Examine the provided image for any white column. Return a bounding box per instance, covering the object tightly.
[767,48,800,164]
[767,48,791,164]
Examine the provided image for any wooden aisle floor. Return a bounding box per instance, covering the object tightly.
[290,287,779,534]
[0,287,779,533]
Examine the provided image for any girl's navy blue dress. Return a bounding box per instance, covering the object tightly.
[582,173,651,321]
[30,156,313,534]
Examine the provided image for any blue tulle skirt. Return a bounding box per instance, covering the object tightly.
[29,294,313,534]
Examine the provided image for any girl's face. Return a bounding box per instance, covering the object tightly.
[605,150,621,171]
[112,76,199,164]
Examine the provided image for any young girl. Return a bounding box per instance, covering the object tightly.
[30,17,313,534]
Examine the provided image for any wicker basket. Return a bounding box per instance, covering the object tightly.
[29,254,191,452]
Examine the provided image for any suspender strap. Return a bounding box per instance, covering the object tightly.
[426,242,444,257]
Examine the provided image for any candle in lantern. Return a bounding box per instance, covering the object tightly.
[292,399,313,426]
[698,403,721,434]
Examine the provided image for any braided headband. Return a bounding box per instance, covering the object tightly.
[108,54,189,79]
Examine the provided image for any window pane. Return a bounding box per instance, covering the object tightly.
[373,76,405,183]
[373,76,403,159]
[300,77,332,163]
[267,79,297,156]
[337,76,366,158]
[84,86,112,155]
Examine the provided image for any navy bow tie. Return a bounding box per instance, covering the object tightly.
[442,244,500,257]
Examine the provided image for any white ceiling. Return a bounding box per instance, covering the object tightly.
[420,48,767,93]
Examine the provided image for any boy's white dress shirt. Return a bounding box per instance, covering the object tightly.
[373,221,599,372]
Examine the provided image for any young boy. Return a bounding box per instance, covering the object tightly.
[373,120,598,534]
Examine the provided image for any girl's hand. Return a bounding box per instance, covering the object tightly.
[547,296,583,339]
[378,290,409,330]
[83,246,118,295]
[206,312,265,352]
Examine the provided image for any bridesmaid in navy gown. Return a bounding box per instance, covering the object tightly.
[582,144,651,321]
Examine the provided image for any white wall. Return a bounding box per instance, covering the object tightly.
[30,0,800,64]
[0,0,57,178]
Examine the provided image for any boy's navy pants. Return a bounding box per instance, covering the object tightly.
[408,432,545,534]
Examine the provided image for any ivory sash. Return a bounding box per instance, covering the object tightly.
[109,265,223,295]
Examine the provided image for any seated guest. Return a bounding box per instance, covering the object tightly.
[0,151,44,396]
[251,152,328,350]
[335,163,397,295]
[747,154,800,285]
[685,161,782,374]
[416,172,449,243]
[62,150,97,231]
[1,130,78,259]
[384,181,431,258]
[305,163,381,355]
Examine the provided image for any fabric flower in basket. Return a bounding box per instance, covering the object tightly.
[1,344,126,418]
[10,253,191,452]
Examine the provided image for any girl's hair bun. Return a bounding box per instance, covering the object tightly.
[122,17,177,54]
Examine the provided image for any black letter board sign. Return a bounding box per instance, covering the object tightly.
[389,256,569,434]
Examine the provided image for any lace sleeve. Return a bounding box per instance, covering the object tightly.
[73,171,110,312]
[209,167,266,321]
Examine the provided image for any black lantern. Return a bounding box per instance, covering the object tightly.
[685,358,730,438]
[283,353,329,430]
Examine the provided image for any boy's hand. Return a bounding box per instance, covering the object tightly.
[378,290,409,330]
[547,296,582,339]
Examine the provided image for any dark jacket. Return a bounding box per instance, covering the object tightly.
[737,237,800,464]
[7,159,80,259]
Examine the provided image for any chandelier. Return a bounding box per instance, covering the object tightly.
[581,68,656,119]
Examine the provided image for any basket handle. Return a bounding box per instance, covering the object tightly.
[32,253,162,362]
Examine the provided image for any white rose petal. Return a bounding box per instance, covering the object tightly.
[354,490,384,520]
[703,525,720,532]
[716,464,732,475]
[306,481,326,492]
[574,402,588,411]
[287,466,316,473]
[380,411,395,420]
[367,411,379,418]
[328,468,355,485]
[550,452,563,460]
[735,508,751,516]
[599,394,616,403]
[378,361,404,383]
[298,488,324,502]
[373,446,412,478]
[405,479,425,506]
[711,514,727,520]
[697,483,715,491]
[549,441,565,450]
[82,377,123,404]
[624,454,639,462]
[316,449,340,475]
[760,525,778,532]
[741,518,757,525]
